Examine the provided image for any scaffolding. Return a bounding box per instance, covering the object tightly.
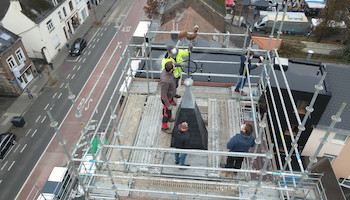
[33,2,348,200]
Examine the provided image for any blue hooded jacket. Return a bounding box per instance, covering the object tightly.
[227,131,255,152]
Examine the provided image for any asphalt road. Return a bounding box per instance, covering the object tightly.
[0,0,140,199]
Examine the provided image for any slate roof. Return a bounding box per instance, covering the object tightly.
[19,0,64,23]
[0,26,21,57]
[0,0,10,20]
[318,64,350,131]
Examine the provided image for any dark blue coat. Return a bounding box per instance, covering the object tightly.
[239,54,258,76]
[172,125,190,149]
[227,132,255,152]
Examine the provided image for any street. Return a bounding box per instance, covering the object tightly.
[0,0,146,199]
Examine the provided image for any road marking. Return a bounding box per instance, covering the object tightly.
[65,83,69,88]
[25,129,31,137]
[8,161,15,171]
[1,161,8,171]
[87,26,101,46]
[83,58,86,63]
[71,74,75,79]
[50,104,54,110]
[35,116,41,123]
[93,38,96,42]
[83,51,87,55]
[101,32,104,36]
[66,57,79,62]
[58,93,62,99]
[88,44,92,48]
[13,144,20,152]
[31,129,37,137]
[60,83,64,88]
[67,74,71,79]
[20,144,27,153]
[78,58,82,62]
[52,93,57,98]
[77,66,81,70]
[96,38,100,43]
[73,65,76,70]
[88,51,91,55]
[92,44,95,48]
[104,27,107,31]
[0,180,2,184]
[44,103,49,110]
[41,116,47,123]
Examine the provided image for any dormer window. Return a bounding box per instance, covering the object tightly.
[52,0,58,6]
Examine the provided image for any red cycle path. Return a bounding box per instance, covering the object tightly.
[17,1,146,199]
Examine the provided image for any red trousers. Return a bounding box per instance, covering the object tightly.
[161,96,174,129]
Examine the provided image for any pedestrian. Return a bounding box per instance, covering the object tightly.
[160,61,176,134]
[162,45,189,98]
[221,122,255,170]
[173,121,190,169]
[66,43,70,49]
[49,63,54,70]
[254,10,258,19]
[235,51,264,96]
[26,88,33,99]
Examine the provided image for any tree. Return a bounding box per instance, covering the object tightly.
[144,0,160,19]
[314,0,350,43]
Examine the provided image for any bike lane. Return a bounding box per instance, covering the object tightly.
[17,1,147,199]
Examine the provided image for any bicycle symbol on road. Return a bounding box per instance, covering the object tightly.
[77,98,93,112]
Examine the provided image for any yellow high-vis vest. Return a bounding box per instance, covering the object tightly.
[161,49,189,78]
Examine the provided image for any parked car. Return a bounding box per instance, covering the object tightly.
[0,132,16,162]
[70,38,87,56]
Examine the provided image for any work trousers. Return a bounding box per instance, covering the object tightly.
[161,96,174,129]
[225,156,244,169]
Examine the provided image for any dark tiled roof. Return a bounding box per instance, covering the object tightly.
[318,64,350,130]
[19,0,64,23]
[0,0,10,20]
[0,27,20,57]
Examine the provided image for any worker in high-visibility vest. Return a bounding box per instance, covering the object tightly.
[162,45,189,98]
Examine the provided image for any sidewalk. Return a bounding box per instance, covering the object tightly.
[0,0,118,134]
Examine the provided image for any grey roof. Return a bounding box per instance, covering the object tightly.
[0,0,10,20]
[318,64,350,130]
[19,0,64,24]
[0,26,21,57]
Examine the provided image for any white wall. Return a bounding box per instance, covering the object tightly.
[302,128,345,157]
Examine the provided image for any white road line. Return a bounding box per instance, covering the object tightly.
[1,161,8,171]
[78,58,82,62]
[31,129,37,137]
[83,58,86,63]
[65,83,69,88]
[104,27,107,31]
[88,51,91,55]
[71,74,75,79]
[77,66,81,70]
[52,93,57,98]
[8,161,15,171]
[20,144,27,153]
[92,44,95,48]
[35,116,41,123]
[41,116,47,123]
[83,51,87,55]
[50,104,54,110]
[101,32,104,36]
[58,93,62,99]
[25,129,32,137]
[66,74,71,79]
[13,144,20,152]
[0,180,2,184]
[87,26,101,46]
[73,65,77,70]
[88,44,92,48]
[44,103,49,110]
[93,38,96,42]
[60,83,64,88]
[96,38,100,42]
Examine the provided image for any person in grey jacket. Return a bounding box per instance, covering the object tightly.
[173,121,190,169]
[222,122,255,169]
[160,61,176,133]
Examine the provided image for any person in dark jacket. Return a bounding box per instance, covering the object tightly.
[235,52,264,96]
[160,61,176,133]
[222,122,255,169]
[173,122,190,168]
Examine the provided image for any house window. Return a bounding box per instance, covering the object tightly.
[285,124,298,137]
[58,11,62,20]
[7,56,17,69]
[63,7,67,17]
[296,100,310,115]
[15,48,25,63]
[323,154,336,163]
[69,1,74,11]
[46,20,54,31]
[333,134,348,143]
[52,35,60,48]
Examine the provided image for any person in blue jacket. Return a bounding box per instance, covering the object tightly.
[235,52,264,96]
[221,122,255,169]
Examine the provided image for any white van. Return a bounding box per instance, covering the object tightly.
[37,167,71,200]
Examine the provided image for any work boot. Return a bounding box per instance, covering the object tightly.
[179,164,190,170]
[161,128,172,134]
[174,94,181,98]
[240,92,247,96]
